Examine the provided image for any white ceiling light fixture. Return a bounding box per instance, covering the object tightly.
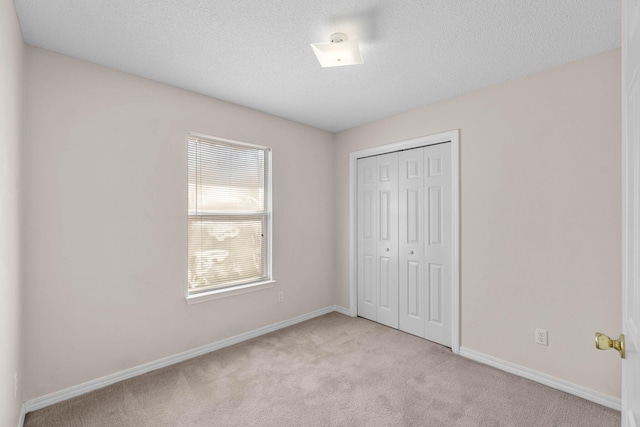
[311,32,363,68]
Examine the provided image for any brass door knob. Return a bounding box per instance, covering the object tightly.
[594,332,625,358]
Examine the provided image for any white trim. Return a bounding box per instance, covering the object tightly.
[348,129,461,353]
[18,404,26,427]
[23,305,341,413]
[450,136,460,354]
[459,347,622,411]
[185,280,275,304]
[20,308,619,419]
[334,305,352,316]
[185,132,274,302]
[348,146,358,318]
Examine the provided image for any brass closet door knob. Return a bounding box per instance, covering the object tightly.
[594,332,625,358]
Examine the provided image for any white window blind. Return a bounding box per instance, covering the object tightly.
[187,134,271,295]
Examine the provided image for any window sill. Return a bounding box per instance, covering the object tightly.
[185,280,275,305]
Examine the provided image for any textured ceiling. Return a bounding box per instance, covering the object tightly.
[13,0,620,132]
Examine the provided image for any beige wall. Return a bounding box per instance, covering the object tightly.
[22,46,335,400]
[334,50,622,398]
[19,40,623,403]
[0,0,24,424]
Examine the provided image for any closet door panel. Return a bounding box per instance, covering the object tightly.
[424,144,452,346]
[399,148,425,337]
[376,152,399,328]
[357,156,378,321]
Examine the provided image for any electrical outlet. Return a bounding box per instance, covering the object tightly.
[278,291,284,303]
[535,328,548,346]
[13,373,17,399]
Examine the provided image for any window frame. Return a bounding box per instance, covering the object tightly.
[185,132,274,304]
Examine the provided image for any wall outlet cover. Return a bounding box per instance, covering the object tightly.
[535,328,548,346]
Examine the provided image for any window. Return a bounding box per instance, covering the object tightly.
[187,133,272,300]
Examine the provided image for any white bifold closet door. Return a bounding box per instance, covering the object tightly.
[357,143,452,347]
[357,152,399,329]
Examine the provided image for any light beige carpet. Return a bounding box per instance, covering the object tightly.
[24,313,620,426]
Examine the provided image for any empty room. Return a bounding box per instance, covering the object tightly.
[2,0,639,426]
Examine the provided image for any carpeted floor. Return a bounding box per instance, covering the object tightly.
[24,312,620,426]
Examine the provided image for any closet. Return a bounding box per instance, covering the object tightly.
[356,142,452,347]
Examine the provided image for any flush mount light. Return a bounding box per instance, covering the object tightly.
[311,32,363,67]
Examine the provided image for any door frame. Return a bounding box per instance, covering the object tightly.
[348,129,461,354]
[622,0,639,422]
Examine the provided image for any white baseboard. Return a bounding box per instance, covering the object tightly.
[459,347,621,411]
[22,312,619,422]
[334,305,352,316]
[18,403,26,427]
[23,305,341,415]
